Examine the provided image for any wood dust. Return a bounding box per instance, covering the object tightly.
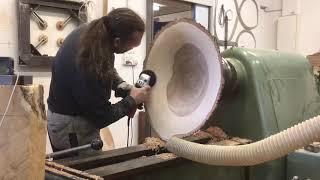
[143,137,165,151]
[156,153,177,160]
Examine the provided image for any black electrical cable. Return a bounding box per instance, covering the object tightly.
[131,66,135,146]
[127,117,130,147]
[126,65,136,147]
[130,115,133,146]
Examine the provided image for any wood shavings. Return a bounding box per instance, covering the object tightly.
[210,140,241,146]
[143,137,165,151]
[138,155,147,159]
[193,130,212,138]
[208,137,252,146]
[156,153,177,160]
[231,137,252,144]
[205,126,228,140]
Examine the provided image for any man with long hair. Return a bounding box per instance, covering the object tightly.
[47,8,150,155]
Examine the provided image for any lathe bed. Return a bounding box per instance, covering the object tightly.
[45,129,251,179]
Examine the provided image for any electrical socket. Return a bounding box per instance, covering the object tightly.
[122,50,138,66]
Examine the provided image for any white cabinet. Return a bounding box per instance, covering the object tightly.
[282,0,300,16]
[277,15,298,53]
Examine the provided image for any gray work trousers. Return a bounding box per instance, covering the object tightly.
[47,110,101,156]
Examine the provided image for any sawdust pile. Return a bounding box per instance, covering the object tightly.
[194,126,252,146]
[205,126,228,140]
[143,137,165,151]
[138,155,147,159]
[156,153,177,160]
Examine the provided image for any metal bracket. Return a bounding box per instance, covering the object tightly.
[260,5,282,13]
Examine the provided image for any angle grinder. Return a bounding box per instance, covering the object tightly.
[128,70,156,118]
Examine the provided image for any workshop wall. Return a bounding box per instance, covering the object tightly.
[296,0,320,55]
[277,0,320,56]
[212,0,282,49]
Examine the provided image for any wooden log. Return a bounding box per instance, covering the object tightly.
[0,85,46,179]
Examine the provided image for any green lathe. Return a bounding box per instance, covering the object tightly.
[45,21,320,180]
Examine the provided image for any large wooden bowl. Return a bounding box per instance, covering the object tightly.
[144,19,224,140]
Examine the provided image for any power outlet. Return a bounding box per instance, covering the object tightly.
[122,50,138,66]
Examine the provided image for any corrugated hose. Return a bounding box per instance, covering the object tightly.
[167,115,320,166]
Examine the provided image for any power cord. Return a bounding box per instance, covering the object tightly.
[127,116,130,147]
[127,65,135,147]
[0,73,20,129]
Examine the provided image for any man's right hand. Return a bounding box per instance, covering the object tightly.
[129,85,151,105]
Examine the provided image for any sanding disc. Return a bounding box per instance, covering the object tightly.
[144,19,224,140]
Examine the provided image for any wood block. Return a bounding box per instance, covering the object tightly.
[0,85,46,179]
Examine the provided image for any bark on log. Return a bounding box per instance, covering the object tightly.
[0,85,46,179]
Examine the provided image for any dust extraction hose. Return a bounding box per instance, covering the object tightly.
[166,115,320,166]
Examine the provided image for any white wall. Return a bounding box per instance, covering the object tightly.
[296,0,320,55]
[0,1,18,64]
[277,15,298,53]
[277,0,320,56]
[213,0,281,49]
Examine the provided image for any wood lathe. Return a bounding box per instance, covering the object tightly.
[45,19,320,180]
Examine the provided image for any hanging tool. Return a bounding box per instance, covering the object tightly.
[46,138,103,159]
[56,37,64,47]
[56,15,74,30]
[35,34,48,49]
[31,8,48,30]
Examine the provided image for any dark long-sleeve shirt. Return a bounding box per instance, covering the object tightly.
[47,25,136,129]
